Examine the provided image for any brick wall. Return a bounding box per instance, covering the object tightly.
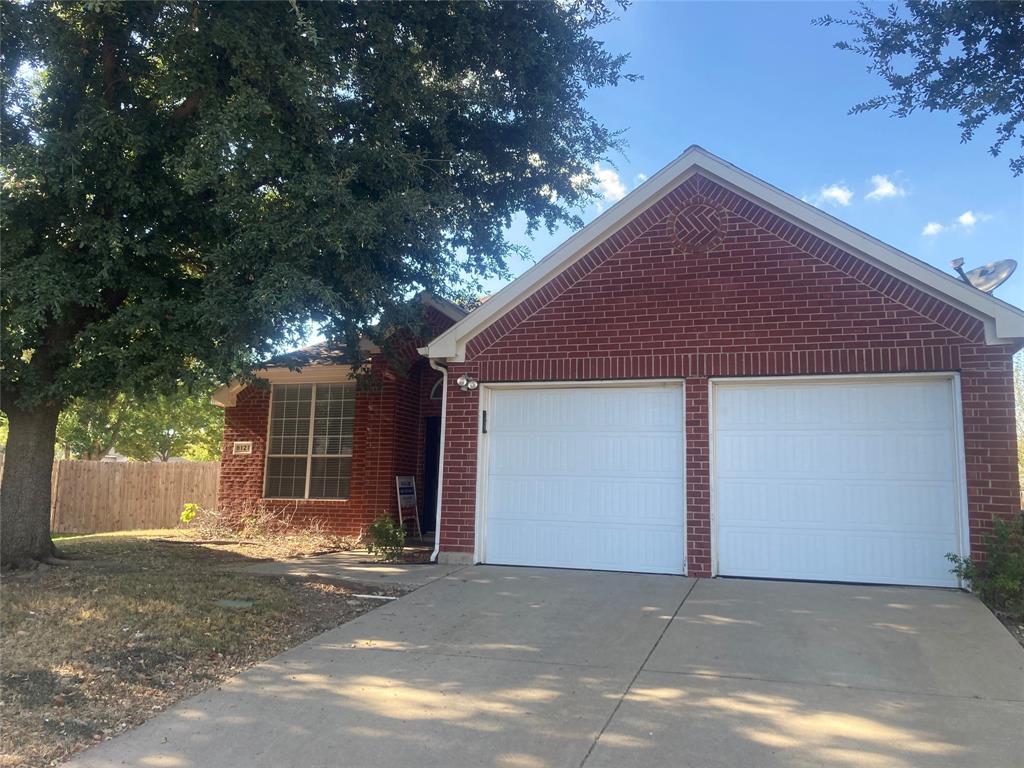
[439,173,1021,575]
[218,379,383,535]
[217,307,459,537]
[218,384,271,516]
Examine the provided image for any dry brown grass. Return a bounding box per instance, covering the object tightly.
[174,501,365,560]
[0,532,404,768]
[173,503,429,563]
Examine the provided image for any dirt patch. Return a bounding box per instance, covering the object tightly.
[993,611,1024,650]
[1,533,407,768]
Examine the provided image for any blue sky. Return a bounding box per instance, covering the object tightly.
[491,1,1024,308]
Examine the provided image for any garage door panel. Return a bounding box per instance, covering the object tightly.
[717,431,954,479]
[484,385,685,575]
[715,378,962,587]
[719,481,958,533]
[489,433,684,477]
[485,518,684,574]
[490,387,684,432]
[721,528,957,586]
[724,530,830,578]
[488,476,684,527]
[717,481,831,526]
[718,382,954,431]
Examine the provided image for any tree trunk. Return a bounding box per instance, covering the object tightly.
[1,403,61,569]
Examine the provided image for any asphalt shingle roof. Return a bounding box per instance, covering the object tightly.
[262,341,350,369]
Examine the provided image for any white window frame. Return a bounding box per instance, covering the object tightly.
[263,382,354,500]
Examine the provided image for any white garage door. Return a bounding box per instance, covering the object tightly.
[714,377,963,587]
[483,384,685,574]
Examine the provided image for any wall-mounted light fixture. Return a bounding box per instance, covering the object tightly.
[456,374,479,392]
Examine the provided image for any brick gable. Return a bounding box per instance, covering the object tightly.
[438,174,1020,575]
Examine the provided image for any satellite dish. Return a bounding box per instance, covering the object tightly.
[950,258,1017,293]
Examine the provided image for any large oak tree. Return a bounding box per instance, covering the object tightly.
[817,1,1024,175]
[1,1,633,567]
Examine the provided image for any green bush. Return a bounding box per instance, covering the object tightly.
[180,502,200,526]
[365,516,405,562]
[947,514,1024,618]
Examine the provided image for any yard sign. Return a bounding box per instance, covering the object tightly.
[395,476,421,537]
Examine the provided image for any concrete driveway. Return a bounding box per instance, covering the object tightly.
[69,567,1024,768]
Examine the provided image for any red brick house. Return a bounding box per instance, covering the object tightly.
[216,147,1023,588]
[423,147,1023,587]
[213,294,465,537]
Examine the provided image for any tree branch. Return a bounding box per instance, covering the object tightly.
[172,89,206,120]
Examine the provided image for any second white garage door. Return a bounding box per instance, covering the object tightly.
[713,376,964,587]
[482,384,685,574]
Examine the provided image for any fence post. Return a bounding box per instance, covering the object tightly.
[50,460,62,531]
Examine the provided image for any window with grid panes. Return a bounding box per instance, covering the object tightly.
[264,383,355,499]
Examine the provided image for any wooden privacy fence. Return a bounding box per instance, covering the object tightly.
[0,457,219,534]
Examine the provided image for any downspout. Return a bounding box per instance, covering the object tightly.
[427,357,448,563]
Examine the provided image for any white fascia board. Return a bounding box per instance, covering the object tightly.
[211,365,355,407]
[258,365,354,384]
[425,146,1024,361]
[211,382,244,408]
[418,292,469,323]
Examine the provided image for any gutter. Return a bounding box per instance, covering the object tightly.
[427,356,448,563]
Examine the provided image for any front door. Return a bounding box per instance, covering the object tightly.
[421,416,442,534]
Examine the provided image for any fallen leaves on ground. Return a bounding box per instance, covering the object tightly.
[1,534,405,768]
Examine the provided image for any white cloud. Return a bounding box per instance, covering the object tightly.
[866,174,906,201]
[920,210,992,237]
[635,172,648,184]
[957,210,980,228]
[592,163,626,202]
[816,183,854,207]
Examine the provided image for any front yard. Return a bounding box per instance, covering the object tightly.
[1,531,404,768]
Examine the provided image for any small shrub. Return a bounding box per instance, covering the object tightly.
[365,516,405,562]
[237,502,295,539]
[180,502,200,526]
[180,500,355,555]
[948,514,1024,618]
[178,503,233,539]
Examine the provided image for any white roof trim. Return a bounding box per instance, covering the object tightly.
[425,145,1024,361]
[211,366,355,408]
[417,291,469,323]
[211,382,245,408]
[257,366,354,384]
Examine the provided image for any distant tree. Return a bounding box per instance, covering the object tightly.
[55,387,222,461]
[117,388,222,462]
[56,397,128,460]
[0,1,633,567]
[816,1,1024,175]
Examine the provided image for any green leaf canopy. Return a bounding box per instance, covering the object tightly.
[1,0,633,409]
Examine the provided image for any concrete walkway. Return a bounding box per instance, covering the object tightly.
[69,568,1024,768]
[235,549,466,589]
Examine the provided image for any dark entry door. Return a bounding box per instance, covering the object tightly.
[421,416,442,533]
